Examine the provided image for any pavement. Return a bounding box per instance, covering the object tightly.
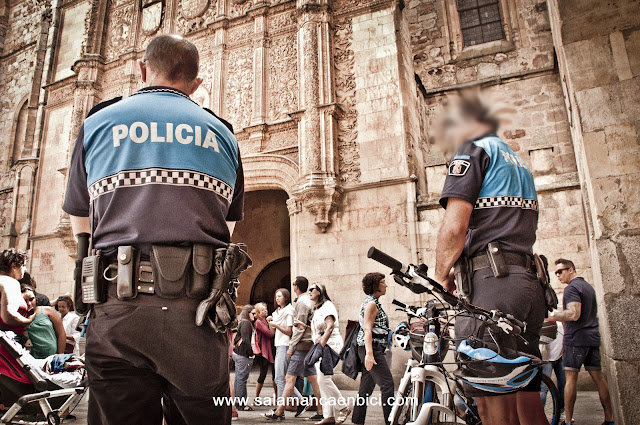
[64,380,606,425]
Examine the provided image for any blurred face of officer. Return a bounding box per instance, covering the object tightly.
[435,97,496,159]
[138,34,204,97]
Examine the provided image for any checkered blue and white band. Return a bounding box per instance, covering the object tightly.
[88,168,234,203]
[475,196,538,211]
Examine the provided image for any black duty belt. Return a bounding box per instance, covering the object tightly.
[108,260,155,294]
[470,252,533,272]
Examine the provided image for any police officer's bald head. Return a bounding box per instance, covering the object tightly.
[143,34,199,82]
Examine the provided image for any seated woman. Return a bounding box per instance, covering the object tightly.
[21,286,65,359]
[0,249,35,409]
[56,296,81,354]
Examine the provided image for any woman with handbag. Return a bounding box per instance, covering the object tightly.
[352,273,394,425]
[232,305,255,411]
[307,283,351,425]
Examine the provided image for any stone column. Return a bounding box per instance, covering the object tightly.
[295,0,341,232]
[547,1,640,423]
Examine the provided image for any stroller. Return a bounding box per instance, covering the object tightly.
[0,330,86,425]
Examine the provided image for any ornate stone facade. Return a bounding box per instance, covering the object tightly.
[0,0,638,420]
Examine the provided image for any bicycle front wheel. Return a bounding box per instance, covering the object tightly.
[390,382,416,425]
[541,373,562,425]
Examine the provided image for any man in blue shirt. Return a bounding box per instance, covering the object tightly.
[434,95,548,424]
[63,34,244,425]
[551,259,614,425]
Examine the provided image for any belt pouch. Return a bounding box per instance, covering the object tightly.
[453,255,472,299]
[151,245,191,299]
[190,244,213,299]
[117,246,138,300]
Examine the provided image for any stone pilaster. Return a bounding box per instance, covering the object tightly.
[295,0,340,232]
[211,26,228,117]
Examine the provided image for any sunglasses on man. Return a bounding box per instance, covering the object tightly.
[555,267,570,276]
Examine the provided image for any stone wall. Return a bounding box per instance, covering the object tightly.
[547,0,640,422]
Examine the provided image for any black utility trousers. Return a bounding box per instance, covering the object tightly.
[85,286,230,425]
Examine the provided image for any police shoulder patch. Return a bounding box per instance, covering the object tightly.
[448,159,470,176]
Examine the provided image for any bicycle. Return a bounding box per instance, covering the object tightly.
[366,247,561,425]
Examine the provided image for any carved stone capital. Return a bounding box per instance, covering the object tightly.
[55,216,76,257]
[296,178,342,232]
[286,197,302,216]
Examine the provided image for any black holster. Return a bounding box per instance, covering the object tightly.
[453,255,472,300]
[534,253,558,312]
[195,243,252,333]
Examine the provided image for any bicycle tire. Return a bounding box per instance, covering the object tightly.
[390,382,414,425]
[541,373,561,425]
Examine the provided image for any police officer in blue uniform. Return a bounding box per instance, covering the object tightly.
[433,96,548,425]
[63,34,246,425]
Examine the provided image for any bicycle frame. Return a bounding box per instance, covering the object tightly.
[389,301,459,425]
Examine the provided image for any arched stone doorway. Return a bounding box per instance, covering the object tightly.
[250,257,291,313]
[232,190,290,311]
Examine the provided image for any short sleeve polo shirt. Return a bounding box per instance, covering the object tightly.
[439,134,539,256]
[563,277,601,346]
[63,86,244,256]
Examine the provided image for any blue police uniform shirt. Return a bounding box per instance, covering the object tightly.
[439,134,538,257]
[63,86,244,256]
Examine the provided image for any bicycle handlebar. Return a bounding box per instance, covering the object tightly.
[369,246,526,337]
[392,299,407,309]
[367,247,404,272]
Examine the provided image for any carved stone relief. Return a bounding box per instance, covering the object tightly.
[141,0,164,35]
[104,5,134,60]
[268,34,298,122]
[227,23,253,46]
[229,0,253,18]
[192,85,211,109]
[47,85,75,107]
[175,0,216,34]
[266,128,297,151]
[181,0,209,19]
[333,19,360,183]
[225,46,253,130]
[267,10,296,35]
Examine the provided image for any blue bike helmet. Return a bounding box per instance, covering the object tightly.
[454,340,541,393]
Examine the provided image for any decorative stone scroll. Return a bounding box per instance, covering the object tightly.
[334,19,360,183]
